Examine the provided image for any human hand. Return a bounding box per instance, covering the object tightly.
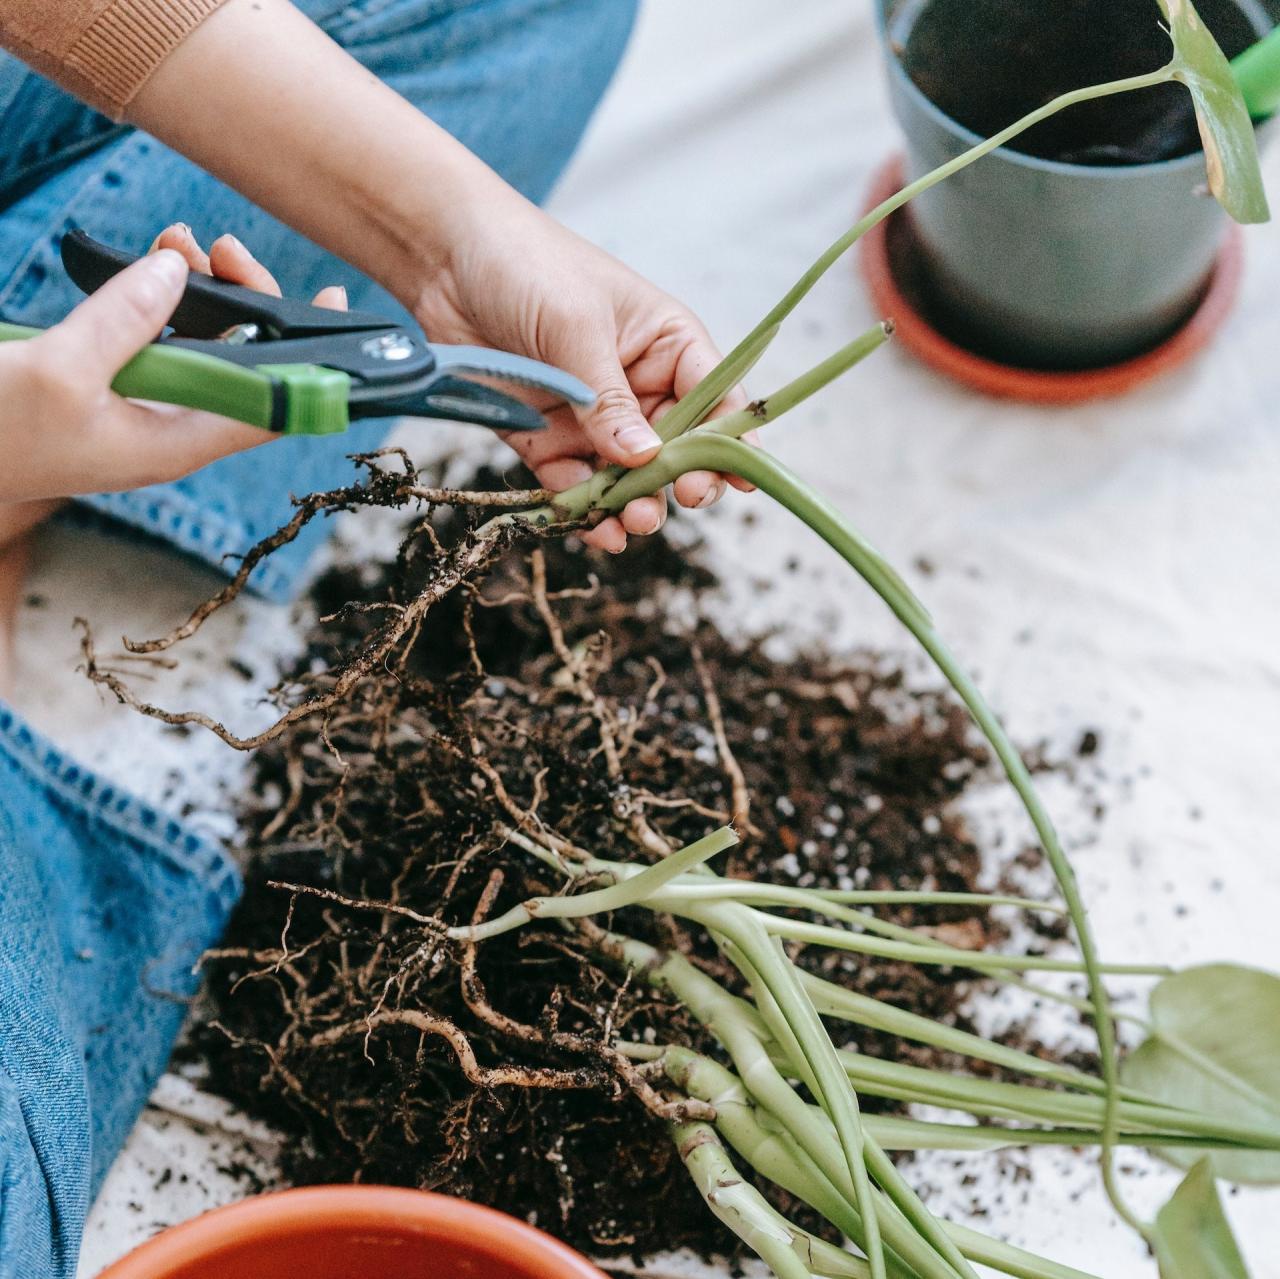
[0,225,346,693]
[0,248,255,503]
[124,0,751,552]
[417,190,758,552]
[0,225,347,506]
[149,223,350,312]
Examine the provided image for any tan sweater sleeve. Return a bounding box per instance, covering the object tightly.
[0,0,231,120]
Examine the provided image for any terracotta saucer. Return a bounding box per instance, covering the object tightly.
[858,154,1243,405]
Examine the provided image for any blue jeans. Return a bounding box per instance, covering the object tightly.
[0,1,636,1273]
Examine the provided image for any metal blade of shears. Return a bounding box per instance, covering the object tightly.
[426,344,596,408]
[414,376,548,432]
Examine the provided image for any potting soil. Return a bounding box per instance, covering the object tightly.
[186,508,1082,1264]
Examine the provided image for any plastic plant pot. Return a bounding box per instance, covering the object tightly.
[96,1185,611,1279]
[875,0,1278,372]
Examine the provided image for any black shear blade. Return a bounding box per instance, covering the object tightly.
[61,229,387,338]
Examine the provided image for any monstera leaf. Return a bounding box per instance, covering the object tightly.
[1152,1159,1251,1279]
[1123,964,1280,1184]
[1158,0,1271,223]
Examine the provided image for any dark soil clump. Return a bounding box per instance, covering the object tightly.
[188,506,1067,1264]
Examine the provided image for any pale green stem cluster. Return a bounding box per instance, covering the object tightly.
[464,829,1280,1279]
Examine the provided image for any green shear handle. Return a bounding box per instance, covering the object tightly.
[0,321,349,435]
[0,231,592,437]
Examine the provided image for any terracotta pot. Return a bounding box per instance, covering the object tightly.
[97,1185,610,1279]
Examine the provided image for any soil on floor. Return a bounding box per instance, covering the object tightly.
[186,508,1083,1265]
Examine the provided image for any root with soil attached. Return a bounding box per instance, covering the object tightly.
[109,467,1067,1267]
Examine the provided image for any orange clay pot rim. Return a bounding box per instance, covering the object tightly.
[859,154,1244,405]
[97,1184,611,1279]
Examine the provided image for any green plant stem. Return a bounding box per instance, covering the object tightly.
[530,322,891,527]
[726,934,975,1279]
[865,1118,1257,1154]
[825,1049,1280,1150]
[632,936,954,1279]
[563,849,1062,919]
[666,1048,1103,1279]
[799,906,1164,1011]
[754,911,1165,976]
[615,430,1142,1236]
[589,433,929,630]
[649,885,1153,976]
[699,905,896,1279]
[562,321,784,516]
[794,972,1127,1098]
[673,1119,875,1279]
[451,825,735,942]
[670,881,1065,914]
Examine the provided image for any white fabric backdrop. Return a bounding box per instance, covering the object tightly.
[11,1,1275,1274]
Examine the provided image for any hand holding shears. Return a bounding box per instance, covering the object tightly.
[1,230,595,443]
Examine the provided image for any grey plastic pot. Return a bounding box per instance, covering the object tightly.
[876,0,1277,370]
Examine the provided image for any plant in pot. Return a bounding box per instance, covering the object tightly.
[870,0,1276,397]
[89,4,1278,1277]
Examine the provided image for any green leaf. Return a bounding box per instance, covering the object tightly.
[1122,964,1280,1183]
[1158,0,1271,224]
[1152,1159,1250,1279]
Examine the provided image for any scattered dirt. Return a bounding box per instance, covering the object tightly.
[186,498,1078,1265]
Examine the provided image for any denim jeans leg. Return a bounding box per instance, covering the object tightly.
[0,0,638,601]
[0,707,241,1279]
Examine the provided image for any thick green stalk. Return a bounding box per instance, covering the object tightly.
[793,903,1165,994]
[665,1049,1103,1279]
[665,881,1063,915]
[560,322,784,517]
[862,1118,1255,1155]
[794,972,1122,1098]
[560,847,1061,917]
[649,886,1152,976]
[592,434,929,632]
[673,1119,894,1279]
[697,904,894,1279]
[756,912,1165,976]
[628,937,955,1279]
[533,322,890,526]
[724,936,973,1279]
[827,1049,1280,1150]
[631,431,1135,1231]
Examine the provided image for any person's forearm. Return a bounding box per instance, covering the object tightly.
[128,0,518,312]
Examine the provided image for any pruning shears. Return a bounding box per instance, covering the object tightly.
[0,230,594,435]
